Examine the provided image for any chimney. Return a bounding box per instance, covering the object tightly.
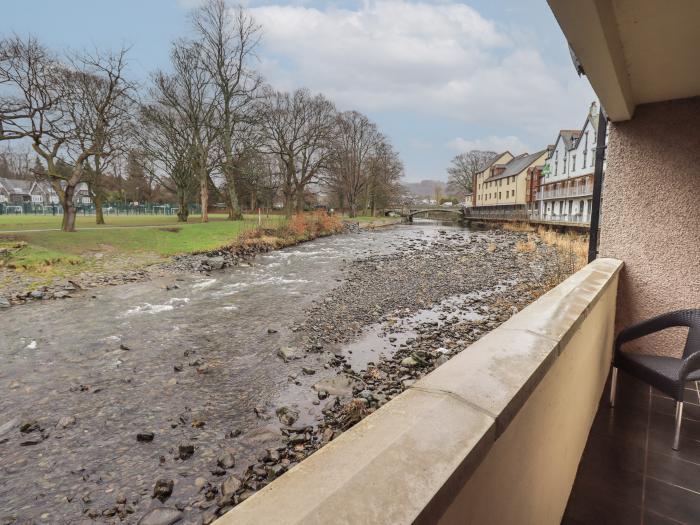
[589,101,598,117]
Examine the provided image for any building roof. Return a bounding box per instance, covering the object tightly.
[0,178,32,195]
[477,151,512,175]
[559,130,582,150]
[486,150,547,182]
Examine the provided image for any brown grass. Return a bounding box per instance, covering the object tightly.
[503,221,536,233]
[515,239,536,253]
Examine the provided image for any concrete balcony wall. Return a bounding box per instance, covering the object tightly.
[215,258,623,525]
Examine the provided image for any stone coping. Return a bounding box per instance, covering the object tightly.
[215,258,624,525]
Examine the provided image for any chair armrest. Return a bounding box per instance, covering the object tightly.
[615,310,699,354]
[680,351,700,381]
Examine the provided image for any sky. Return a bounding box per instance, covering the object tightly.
[2,0,596,183]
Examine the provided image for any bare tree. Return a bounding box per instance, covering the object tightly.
[0,36,133,231]
[446,150,497,198]
[325,110,381,218]
[191,0,262,220]
[138,102,200,222]
[259,88,336,217]
[64,48,136,224]
[366,137,404,215]
[152,40,217,222]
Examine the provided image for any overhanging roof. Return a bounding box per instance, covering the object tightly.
[548,0,700,121]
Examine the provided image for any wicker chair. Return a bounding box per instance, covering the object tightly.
[610,309,700,450]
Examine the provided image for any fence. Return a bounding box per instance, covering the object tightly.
[0,202,202,216]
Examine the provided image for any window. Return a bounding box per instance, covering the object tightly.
[583,131,589,166]
[572,154,577,171]
[591,147,596,167]
[499,192,502,199]
[563,155,567,174]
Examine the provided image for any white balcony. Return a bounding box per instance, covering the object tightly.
[537,184,593,200]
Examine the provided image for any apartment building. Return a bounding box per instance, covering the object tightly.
[533,103,599,224]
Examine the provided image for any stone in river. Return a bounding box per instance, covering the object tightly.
[152,479,174,502]
[217,450,236,469]
[275,407,299,426]
[0,297,11,308]
[56,416,76,429]
[219,475,242,504]
[400,356,418,367]
[312,375,356,397]
[137,432,155,442]
[277,346,299,362]
[137,507,183,525]
[177,444,194,460]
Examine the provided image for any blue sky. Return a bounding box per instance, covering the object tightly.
[3,0,595,182]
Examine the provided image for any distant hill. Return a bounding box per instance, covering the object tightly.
[402,179,445,198]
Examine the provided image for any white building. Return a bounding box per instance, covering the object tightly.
[533,102,600,224]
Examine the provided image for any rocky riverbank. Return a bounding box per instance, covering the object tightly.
[217,228,564,520]
[0,218,394,309]
[0,224,565,525]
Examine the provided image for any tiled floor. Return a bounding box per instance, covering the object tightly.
[563,373,700,525]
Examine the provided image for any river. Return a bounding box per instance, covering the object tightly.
[1,221,512,524]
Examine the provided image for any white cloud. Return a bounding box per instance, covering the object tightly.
[250,0,594,143]
[446,135,529,155]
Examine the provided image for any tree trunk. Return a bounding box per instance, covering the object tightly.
[227,183,243,220]
[177,190,189,222]
[62,184,77,232]
[200,175,209,223]
[296,188,305,214]
[283,188,294,218]
[94,192,105,225]
[349,200,357,219]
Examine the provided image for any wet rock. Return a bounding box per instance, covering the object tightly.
[301,367,316,375]
[177,444,195,460]
[29,290,44,300]
[219,475,241,504]
[400,356,418,367]
[137,432,155,442]
[312,375,355,397]
[276,346,299,362]
[217,450,236,469]
[267,328,278,334]
[137,507,183,525]
[275,407,299,426]
[19,420,39,433]
[152,479,174,502]
[207,256,226,270]
[0,297,11,308]
[56,416,76,429]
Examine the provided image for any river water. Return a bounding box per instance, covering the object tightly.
[0,222,478,524]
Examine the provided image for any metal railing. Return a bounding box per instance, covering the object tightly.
[536,184,593,200]
[529,212,591,225]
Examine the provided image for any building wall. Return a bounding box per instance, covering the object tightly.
[473,152,513,207]
[600,97,700,356]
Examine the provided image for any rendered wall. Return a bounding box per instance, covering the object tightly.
[599,97,700,356]
[437,270,618,525]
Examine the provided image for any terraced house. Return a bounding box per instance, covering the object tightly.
[533,103,600,225]
[471,150,547,220]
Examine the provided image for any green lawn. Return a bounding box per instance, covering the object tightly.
[0,214,287,276]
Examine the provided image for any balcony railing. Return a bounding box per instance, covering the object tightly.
[529,212,591,225]
[536,184,593,200]
[214,259,624,525]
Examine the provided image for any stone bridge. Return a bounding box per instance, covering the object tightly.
[385,207,467,222]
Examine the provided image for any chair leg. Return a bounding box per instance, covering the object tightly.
[673,401,684,451]
[610,366,618,407]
